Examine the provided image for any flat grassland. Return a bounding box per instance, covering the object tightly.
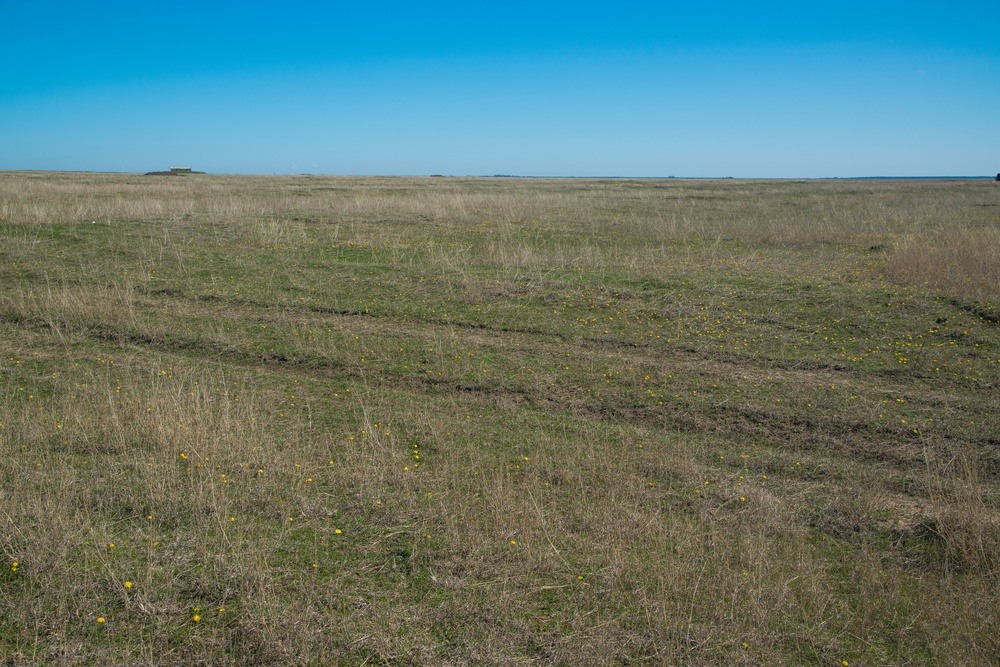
[1,172,998,665]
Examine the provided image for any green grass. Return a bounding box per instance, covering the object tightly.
[1,172,998,665]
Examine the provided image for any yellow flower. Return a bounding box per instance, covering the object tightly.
[192,614,201,622]
[124,581,132,589]
[335,529,342,534]
[97,617,105,623]
[180,453,187,460]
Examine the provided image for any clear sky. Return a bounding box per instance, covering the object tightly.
[2,1,998,177]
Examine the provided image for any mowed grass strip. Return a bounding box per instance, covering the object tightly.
[0,172,998,665]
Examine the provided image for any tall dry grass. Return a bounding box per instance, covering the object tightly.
[887,227,1000,307]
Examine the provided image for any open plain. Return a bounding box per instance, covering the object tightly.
[1,172,998,665]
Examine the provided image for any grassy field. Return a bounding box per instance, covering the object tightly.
[1,171,998,665]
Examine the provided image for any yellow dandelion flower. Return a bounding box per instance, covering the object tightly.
[335,529,342,534]
[97,617,105,623]
[192,614,201,622]
[124,581,132,589]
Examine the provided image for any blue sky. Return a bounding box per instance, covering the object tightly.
[2,1,997,177]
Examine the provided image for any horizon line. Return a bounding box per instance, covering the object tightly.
[2,169,998,181]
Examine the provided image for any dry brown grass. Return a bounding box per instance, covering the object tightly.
[888,227,1000,306]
